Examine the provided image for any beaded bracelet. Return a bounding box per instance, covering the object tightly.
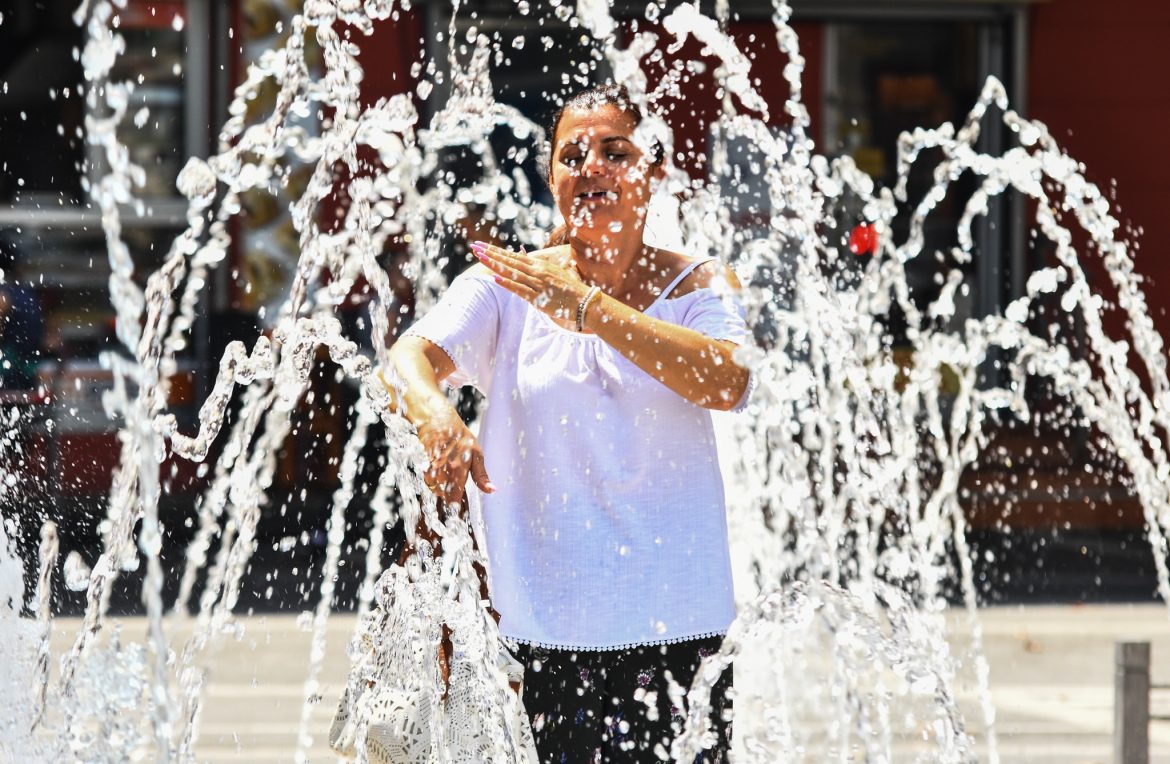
[576,286,602,332]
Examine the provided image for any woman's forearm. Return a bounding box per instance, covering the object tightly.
[583,293,750,411]
[384,336,494,504]
[384,337,459,426]
[466,243,750,409]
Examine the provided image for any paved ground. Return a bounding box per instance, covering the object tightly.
[944,605,1170,763]
[40,603,1170,762]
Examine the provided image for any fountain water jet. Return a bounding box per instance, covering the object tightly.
[0,0,1167,761]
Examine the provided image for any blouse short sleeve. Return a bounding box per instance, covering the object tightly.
[679,288,756,411]
[401,271,500,394]
[680,287,751,345]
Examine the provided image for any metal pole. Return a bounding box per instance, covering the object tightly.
[1115,641,1150,764]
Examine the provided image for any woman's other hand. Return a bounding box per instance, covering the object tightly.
[386,337,495,507]
[416,408,495,506]
[470,242,588,323]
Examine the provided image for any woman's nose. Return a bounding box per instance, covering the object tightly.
[580,149,607,177]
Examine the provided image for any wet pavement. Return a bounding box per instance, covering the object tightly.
[44,603,1170,762]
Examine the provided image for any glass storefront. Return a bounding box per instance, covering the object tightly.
[0,0,206,502]
[1,0,1031,511]
[825,19,985,337]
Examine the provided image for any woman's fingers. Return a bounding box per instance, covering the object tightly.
[474,247,539,289]
[472,242,540,274]
[430,472,464,509]
[491,272,538,302]
[479,256,533,289]
[469,449,495,494]
[443,451,470,504]
[473,241,528,267]
[470,244,566,313]
[422,436,461,504]
[488,260,532,287]
[421,427,494,508]
[423,463,456,502]
[470,243,585,317]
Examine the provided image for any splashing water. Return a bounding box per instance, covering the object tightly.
[2,0,1168,760]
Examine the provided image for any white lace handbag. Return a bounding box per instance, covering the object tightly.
[329,555,537,763]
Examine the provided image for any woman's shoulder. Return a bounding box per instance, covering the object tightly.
[451,262,509,294]
[450,263,524,315]
[660,250,742,298]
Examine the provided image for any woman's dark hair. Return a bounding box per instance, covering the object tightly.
[542,84,664,247]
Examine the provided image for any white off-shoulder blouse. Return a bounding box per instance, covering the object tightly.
[402,256,751,650]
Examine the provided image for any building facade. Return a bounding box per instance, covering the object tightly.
[1,0,1165,543]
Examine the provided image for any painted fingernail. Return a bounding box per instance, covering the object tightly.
[493,275,504,285]
[485,481,497,493]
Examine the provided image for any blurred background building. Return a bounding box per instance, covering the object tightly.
[0,0,1166,607]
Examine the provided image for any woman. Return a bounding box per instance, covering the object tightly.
[386,84,750,762]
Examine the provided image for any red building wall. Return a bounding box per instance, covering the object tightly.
[355,10,423,108]
[626,20,822,179]
[1029,0,1170,336]
[355,16,820,182]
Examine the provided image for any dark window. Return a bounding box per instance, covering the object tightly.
[826,21,984,337]
[0,3,87,203]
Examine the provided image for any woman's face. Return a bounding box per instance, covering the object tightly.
[549,104,661,247]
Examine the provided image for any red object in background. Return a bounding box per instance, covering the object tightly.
[849,223,878,256]
[119,0,186,29]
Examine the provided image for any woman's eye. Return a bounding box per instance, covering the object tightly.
[606,152,628,161]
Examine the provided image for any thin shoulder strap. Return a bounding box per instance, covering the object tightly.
[658,257,719,301]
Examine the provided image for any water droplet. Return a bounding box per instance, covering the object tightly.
[63,551,91,591]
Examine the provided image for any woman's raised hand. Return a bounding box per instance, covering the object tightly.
[470,242,589,322]
[415,408,495,507]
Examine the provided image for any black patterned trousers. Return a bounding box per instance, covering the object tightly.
[510,636,732,764]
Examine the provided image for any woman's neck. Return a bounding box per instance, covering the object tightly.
[569,227,654,302]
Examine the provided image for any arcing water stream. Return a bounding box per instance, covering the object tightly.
[1,0,1167,761]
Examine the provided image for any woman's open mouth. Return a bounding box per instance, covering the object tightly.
[575,189,618,204]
